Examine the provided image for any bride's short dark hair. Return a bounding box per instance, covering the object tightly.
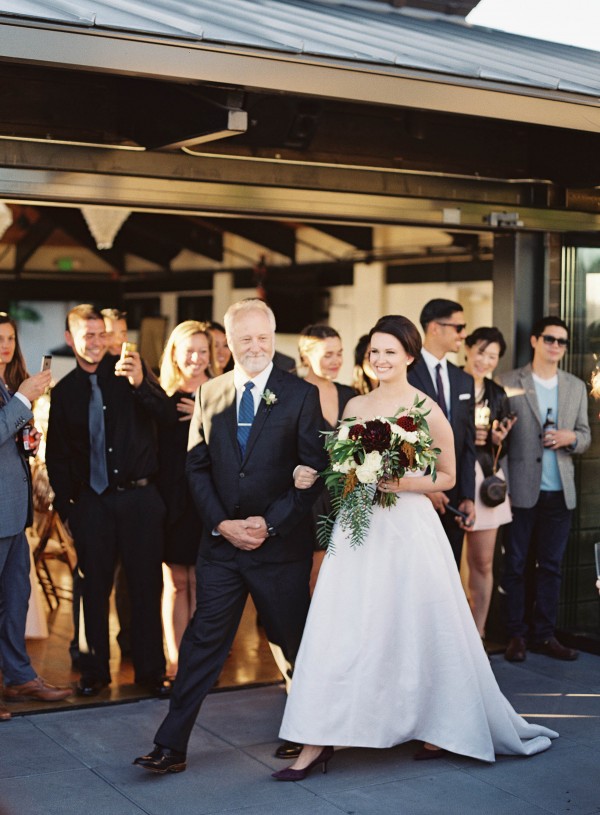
[368,315,422,364]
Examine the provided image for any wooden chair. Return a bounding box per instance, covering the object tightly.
[30,462,76,611]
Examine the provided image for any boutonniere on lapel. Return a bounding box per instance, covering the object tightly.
[261,389,278,410]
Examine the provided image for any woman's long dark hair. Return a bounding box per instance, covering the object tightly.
[0,312,28,397]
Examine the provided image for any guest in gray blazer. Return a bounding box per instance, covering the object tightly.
[0,313,72,719]
[498,316,591,663]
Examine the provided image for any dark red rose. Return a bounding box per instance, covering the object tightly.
[361,419,391,453]
[396,416,418,432]
[349,423,365,440]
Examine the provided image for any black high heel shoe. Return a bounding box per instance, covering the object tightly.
[271,746,334,781]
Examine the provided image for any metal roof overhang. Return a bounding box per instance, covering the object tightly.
[1,18,599,134]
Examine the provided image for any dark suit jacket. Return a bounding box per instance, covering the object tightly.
[407,358,476,503]
[46,354,168,521]
[186,365,328,563]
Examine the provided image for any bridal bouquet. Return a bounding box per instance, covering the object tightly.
[317,396,440,552]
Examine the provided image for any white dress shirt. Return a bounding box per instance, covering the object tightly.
[421,347,450,419]
[233,361,274,418]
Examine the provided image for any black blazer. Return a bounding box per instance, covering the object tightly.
[407,357,476,503]
[478,378,511,462]
[186,365,328,563]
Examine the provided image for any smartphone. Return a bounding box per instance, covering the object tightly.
[121,341,138,358]
[40,354,52,372]
[501,411,517,428]
[446,504,474,527]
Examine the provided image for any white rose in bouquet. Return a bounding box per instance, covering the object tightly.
[355,450,383,484]
[337,424,350,441]
[397,428,419,445]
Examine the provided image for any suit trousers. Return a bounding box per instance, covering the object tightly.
[0,531,37,685]
[501,491,572,641]
[68,484,166,684]
[440,509,465,567]
[155,552,312,754]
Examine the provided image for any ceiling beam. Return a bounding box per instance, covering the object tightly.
[2,165,599,234]
[136,214,224,262]
[309,224,372,251]
[0,140,551,208]
[204,217,296,260]
[14,213,56,274]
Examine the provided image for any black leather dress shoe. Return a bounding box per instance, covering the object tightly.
[135,676,173,699]
[76,678,109,697]
[274,741,303,759]
[504,636,527,663]
[133,745,187,774]
[530,637,578,661]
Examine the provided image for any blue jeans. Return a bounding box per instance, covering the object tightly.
[0,532,37,685]
[501,491,572,641]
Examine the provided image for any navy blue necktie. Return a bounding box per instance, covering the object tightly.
[435,363,448,418]
[89,374,109,494]
[237,381,255,457]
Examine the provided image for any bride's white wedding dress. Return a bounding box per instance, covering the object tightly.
[280,473,557,762]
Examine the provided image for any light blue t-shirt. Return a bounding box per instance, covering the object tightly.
[533,375,562,492]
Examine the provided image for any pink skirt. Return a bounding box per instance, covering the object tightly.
[471,459,512,531]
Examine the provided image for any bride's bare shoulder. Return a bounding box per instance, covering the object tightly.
[410,387,438,413]
[413,390,448,426]
[341,392,372,420]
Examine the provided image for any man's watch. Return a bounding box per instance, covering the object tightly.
[265,520,276,537]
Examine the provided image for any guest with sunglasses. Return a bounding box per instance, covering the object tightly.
[497,316,590,663]
[408,299,476,567]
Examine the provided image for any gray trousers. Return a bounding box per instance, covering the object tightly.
[0,531,36,685]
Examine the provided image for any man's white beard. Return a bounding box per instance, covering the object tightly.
[238,352,272,375]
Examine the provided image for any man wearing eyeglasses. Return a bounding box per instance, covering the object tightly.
[498,316,590,663]
[408,298,476,567]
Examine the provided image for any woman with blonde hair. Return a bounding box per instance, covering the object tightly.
[158,320,215,674]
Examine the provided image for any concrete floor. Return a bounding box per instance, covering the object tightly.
[1,650,599,815]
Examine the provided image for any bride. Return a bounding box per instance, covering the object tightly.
[273,314,557,781]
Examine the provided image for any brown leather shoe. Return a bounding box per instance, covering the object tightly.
[530,637,578,661]
[3,676,73,702]
[504,636,527,662]
[0,700,11,721]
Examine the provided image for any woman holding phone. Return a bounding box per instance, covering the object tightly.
[0,312,72,717]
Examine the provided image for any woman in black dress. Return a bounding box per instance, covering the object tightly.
[298,325,355,590]
[158,321,215,674]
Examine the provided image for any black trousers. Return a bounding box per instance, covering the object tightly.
[69,483,166,684]
[440,510,465,567]
[155,553,312,754]
[502,491,572,640]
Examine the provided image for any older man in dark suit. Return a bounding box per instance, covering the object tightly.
[407,298,476,566]
[134,298,327,774]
